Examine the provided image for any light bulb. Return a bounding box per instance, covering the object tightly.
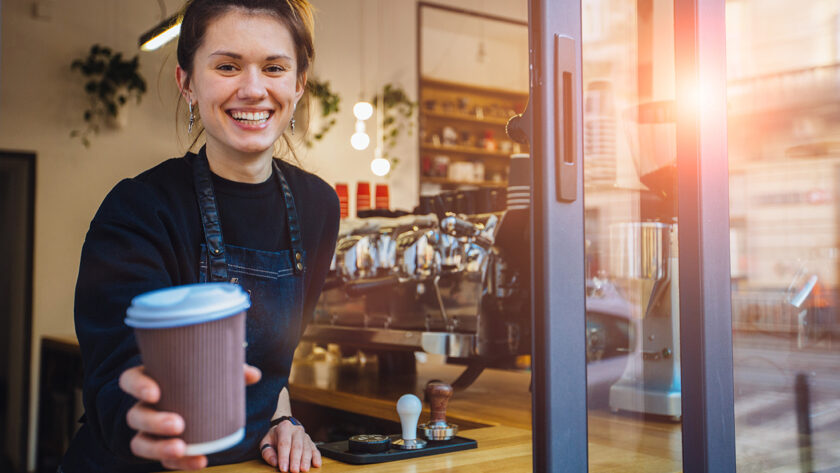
[371,157,391,176]
[351,132,370,150]
[353,101,374,120]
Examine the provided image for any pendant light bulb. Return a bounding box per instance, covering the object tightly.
[371,157,391,176]
[353,101,374,121]
[351,132,370,150]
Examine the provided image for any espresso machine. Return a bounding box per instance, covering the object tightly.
[305,156,533,386]
[607,101,682,419]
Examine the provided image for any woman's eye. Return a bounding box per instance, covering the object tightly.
[265,65,286,73]
[216,64,237,72]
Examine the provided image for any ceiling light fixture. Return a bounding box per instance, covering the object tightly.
[371,153,391,176]
[139,14,181,51]
[351,120,370,150]
[353,101,374,121]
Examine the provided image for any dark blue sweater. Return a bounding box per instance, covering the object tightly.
[61,151,339,472]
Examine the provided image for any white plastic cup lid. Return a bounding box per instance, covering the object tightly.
[125,283,250,329]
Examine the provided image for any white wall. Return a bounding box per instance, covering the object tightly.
[0,0,525,469]
[421,7,529,92]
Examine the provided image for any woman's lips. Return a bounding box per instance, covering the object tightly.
[227,110,274,130]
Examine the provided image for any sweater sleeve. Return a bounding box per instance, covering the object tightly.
[74,178,180,465]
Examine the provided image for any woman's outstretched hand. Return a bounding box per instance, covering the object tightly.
[259,419,322,473]
[119,364,262,470]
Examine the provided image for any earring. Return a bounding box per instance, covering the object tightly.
[290,116,295,134]
[188,101,195,134]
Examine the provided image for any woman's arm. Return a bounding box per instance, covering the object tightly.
[75,179,178,464]
[271,386,293,418]
[74,178,208,468]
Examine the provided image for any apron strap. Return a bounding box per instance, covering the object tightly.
[273,160,306,275]
[193,151,229,282]
[193,149,305,280]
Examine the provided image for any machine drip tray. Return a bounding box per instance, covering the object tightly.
[317,435,477,464]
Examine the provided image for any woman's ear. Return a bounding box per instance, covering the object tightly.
[175,65,192,102]
[295,71,308,103]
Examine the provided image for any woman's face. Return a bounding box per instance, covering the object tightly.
[178,9,305,157]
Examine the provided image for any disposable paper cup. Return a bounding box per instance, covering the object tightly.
[125,283,250,455]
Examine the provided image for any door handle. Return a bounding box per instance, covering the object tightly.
[555,34,577,202]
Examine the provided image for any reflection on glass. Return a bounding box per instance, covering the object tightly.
[727,0,840,471]
[583,0,682,471]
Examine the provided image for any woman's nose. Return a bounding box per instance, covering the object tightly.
[237,69,267,100]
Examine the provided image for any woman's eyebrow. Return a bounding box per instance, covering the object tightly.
[210,50,242,59]
[209,50,293,62]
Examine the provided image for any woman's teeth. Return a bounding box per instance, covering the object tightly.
[230,111,270,124]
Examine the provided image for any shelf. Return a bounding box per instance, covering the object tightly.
[420,77,529,99]
[420,144,517,158]
[420,176,506,188]
[423,110,513,126]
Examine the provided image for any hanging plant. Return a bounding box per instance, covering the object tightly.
[303,78,341,147]
[371,83,416,171]
[70,44,147,147]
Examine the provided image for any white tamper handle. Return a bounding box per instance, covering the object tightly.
[396,394,422,441]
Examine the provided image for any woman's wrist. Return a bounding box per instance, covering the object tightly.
[270,415,301,428]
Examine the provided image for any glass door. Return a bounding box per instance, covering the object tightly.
[580,0,683,470]
[524,0,734,471]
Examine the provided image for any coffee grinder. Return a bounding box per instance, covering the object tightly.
[607,101,681,420]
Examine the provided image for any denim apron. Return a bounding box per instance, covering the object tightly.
[193,153,306,465]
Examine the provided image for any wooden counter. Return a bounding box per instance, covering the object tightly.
[41,335,682,472]
[288,355,682,472]
[201,426,532,473]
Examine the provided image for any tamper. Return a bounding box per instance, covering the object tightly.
[391,394,427,450]
[420,381,458,441]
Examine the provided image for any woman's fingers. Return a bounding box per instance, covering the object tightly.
[119,366,160,403]
[311,441,322,468]
[126,403,184,436]
[274,424,293,472]
[161,455,208,471]
[130,432,186,460]
[259,429,278,467]
[244,364,262,385]
[300,440,313,473]
[131,432,207,470]
[288,429,305,473]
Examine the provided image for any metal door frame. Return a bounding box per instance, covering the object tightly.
[526,0,735,471]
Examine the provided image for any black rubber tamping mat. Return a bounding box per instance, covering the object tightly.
[317,435,477,465]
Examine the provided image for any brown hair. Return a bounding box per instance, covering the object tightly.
[175,0,315,156]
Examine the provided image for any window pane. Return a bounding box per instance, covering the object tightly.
[582,0,682,470]
[727,0,840,470]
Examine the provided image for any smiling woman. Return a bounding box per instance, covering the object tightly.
[176,9,306,181]
[59,1,340,473]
